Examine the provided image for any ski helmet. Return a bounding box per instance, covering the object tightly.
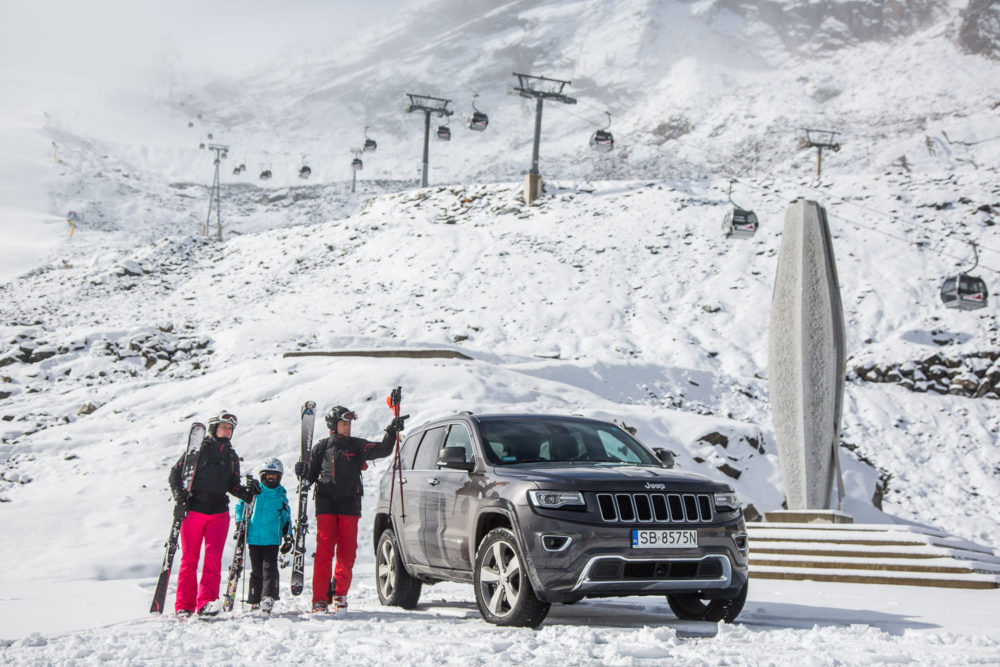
[325,405,357,430]
[259,457,283,477]
[208,410,238,437]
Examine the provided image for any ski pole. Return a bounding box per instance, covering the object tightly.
[387,386,406,521]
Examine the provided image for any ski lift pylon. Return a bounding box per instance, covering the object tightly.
[941,242,989,310]
[589,112,614,153]
[466,93,488,132]
[722,180,759,238]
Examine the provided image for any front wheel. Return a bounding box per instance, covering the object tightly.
[474,528,550,628]
[667,581,748,623]
[375,529,422,609]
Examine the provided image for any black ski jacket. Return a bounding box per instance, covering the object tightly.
[169,436,252,514]
[307,431,395,516]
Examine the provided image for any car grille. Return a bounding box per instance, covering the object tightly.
[588,556,724,581]
[595,492,714,523]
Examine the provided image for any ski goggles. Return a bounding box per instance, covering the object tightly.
[339,411,357,422]
[213,412,238,428]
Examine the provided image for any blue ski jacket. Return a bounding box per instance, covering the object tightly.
[235,483,292,546]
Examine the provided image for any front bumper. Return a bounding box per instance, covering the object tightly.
[516,510,749,603]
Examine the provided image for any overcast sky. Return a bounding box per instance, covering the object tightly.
[0,0,409,83]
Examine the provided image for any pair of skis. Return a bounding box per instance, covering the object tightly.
[222,474,257,612]
[150,422,206,615]
[289,401,316,596]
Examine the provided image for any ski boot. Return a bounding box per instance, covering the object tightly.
[261,597,274,615]
[312,600,329,614]
[197,600,221,617]
[332,595,348,612]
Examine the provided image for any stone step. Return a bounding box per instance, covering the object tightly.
[750,554,1000,575]
[750,565,1000,589]
[745,522,1000,589]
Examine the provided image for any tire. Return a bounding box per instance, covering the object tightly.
[375,529,422,609]
[474,528,550,628]
[667,581,748,623]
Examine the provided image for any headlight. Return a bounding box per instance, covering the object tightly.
[528,490,585,509]
[713,491,741,512]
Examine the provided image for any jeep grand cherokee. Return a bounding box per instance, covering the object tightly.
[372,413,749,627]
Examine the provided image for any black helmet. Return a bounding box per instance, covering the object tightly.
[208,410,238,437]
[325,405,357,430]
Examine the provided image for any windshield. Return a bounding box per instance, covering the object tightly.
[477,418,658,466]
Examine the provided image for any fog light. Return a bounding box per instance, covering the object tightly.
[541,534,572,552]
[734,532,748,552]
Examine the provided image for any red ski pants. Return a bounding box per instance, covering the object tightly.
[312,513,359,603]
[176,510,230,613]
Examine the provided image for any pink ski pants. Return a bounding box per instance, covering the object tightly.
[175,510,230,613]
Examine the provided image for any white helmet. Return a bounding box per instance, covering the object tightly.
[259,457,284,476]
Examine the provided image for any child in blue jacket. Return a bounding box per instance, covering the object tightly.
[235,457,293,613]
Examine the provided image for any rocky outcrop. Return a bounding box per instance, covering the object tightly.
[851,352,1000,399]
[707,0,943,53]
[958,0,1000,59]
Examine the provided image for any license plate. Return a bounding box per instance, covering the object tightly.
[631,529,698,548]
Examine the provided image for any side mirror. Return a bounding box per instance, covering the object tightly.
[654,448,676,469]
[437,446,474,471]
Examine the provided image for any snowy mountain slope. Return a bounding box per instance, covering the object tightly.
[167,0,1000,187]
[2,0,1000,659]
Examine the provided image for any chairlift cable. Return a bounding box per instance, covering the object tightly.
[725,174,1000,260]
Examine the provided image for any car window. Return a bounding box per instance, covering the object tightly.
[443,424,474,463]
[399,432,423,470]
[596,429,643,463]
[412,426,447,470]
[477,418,657,465]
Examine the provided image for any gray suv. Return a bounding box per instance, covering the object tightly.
[372,413,749,627]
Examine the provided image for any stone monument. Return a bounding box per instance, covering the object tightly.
[767,200,850,523]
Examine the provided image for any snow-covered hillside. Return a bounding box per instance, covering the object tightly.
[2,0,1000,662]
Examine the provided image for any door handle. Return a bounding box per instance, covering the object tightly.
[427,478,440,486]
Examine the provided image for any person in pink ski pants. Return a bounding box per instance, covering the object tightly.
[168,410,257,617]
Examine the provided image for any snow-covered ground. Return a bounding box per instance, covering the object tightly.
[2,0,1000,663]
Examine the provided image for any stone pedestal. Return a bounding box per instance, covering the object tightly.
[763,509,853,524]
[524,173,542,205]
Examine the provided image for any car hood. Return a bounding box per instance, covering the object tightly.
[491,464,731,492]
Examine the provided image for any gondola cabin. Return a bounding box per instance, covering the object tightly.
[299,165,312,179]
[940,274,988,310]
[437,125,451,141]
[351,157,363,171]
[590,129,614,153]
[467,110,488,132]
[722,207,758,238]
[259,169,272,181]
[364,138,377,152]
[232,163,246,175]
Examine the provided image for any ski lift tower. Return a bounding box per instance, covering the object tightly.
[405,93,453,188]
[507,72,577,205]
[202,143,229,241]
[799,128,841,178]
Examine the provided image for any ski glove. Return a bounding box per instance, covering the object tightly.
[294,461,305,479]
[280,535,293,555]
[385,415,409,434]
[245,478,262,497]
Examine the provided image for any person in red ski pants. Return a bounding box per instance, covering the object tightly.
[168,410,257,617]
[297,405,404,613]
